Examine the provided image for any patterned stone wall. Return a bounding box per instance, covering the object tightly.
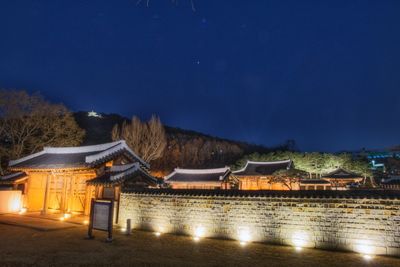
[118,190,400,256]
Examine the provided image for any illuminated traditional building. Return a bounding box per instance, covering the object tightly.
[381,177,400,190]
[164,167,234,189]
[0,141,157,215]
[299,179,332,190]
[321,168,363,190]
[232,160,296,190]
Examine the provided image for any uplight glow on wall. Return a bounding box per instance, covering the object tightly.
[237,227,251,246]
[9,196,22,212]
[291,231,309,250]
[18,207,27,215]
[354,239,376,258]
[193,226,205,241]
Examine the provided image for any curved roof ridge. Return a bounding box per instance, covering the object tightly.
[43,140,123,154]
[164,167,230,180]
[9,150,47,166]
[232,159,292,175]
[110,162,139,172]
[110,163,141,182]
[9,140,149,169]
[175,167,230,174]
[246,159,292,164]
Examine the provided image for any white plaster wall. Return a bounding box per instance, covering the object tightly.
[0,190,22,213]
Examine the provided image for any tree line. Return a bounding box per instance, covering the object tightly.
[0,89,373,182]
[233,151,372,179]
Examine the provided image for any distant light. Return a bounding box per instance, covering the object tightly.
[87,111,102,118]
[154,232,161,237]
[193,236,200,242]
[295,246,302,252]
[83,220,89,225]
[240,241,247,246]
[63,213,71,219]
[59,217,65,221]
[120,228,126,233]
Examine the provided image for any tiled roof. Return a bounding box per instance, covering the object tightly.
[300,179,331,185]
[0,172,28,184]
[381,178,400,185]
[322,168,362,179]
[8,141,149,170]
[122,188,400,200]
[233,160,292,176]
[87,163,157,186]
[165,167,231,183]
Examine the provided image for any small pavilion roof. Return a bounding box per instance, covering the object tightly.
[164,167,231,183]
[8,140,149,170]
[232,160,292,176]
[0,171,28,184]
[322,168,362,179]
[87,163,158,186]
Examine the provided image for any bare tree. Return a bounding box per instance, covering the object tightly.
[0,90,85,165]
[112,115,167,162]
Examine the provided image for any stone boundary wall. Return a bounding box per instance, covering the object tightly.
[118,189,400,256]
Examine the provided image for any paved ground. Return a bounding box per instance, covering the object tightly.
[0,215,399,266]
[0,213,78,231]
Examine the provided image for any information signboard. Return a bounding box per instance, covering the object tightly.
[87,199,114,242]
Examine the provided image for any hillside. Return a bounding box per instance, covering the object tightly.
[74,111,271,175]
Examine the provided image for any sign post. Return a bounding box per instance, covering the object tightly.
[87,199,114,242]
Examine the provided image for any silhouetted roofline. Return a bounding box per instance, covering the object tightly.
[8,140,149,170]
[233,159,292,176]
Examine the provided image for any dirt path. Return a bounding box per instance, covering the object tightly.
[0,224,399,267]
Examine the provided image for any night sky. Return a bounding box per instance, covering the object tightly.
[1,1,400,152]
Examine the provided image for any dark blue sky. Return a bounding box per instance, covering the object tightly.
[1,1,400,152]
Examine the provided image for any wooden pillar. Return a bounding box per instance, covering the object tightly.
[115,185,120,224]
[61,175,68,213]
[68,175,75,213]
[41,174,51,215]
[84,184,93,216]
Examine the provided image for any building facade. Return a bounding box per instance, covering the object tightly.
[232,160,296,190]
[321,168,363,190]
[0,141,157,215]
[164,167,234,189]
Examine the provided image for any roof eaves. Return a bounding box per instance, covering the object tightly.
[8,150,47,167]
